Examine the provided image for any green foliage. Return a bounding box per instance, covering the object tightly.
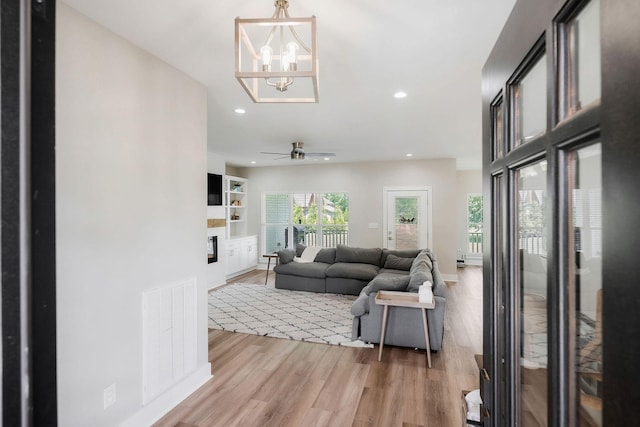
[518,191,544,232]
[324,193,349,224]
[293,193,349,225]
[395,197,418,223]
[468,195,483,232]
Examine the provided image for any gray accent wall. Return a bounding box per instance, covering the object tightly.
[56,4,209,425]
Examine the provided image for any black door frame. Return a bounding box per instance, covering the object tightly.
[482,0,640,425]
[1,0,57,424]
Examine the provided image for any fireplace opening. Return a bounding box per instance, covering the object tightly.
[207,235,218,263]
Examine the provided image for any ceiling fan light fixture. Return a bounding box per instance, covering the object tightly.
[235,0,319,103]
[260,141,336,161]
[290,141,305,159]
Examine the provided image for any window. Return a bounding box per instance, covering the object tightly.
[467,194,483,257]
[511,51,548,148]
[558,0,601,121]
[262,192,349,253]
[492,95,505,160]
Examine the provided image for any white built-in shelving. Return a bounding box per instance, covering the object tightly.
[224,175,257,277]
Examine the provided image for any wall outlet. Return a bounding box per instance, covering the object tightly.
[104,383,116,409]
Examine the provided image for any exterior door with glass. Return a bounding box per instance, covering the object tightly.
[385,189,430,250]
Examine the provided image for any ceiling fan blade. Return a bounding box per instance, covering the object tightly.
[306,152,336,157]
[260,151,289,155]
[273,156,291,160]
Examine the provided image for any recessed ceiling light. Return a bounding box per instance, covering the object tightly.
[323,157,330,161]
[394,91,407,99]
[406,153,413,157]
[234,108,246,114]
[250,160,256,164]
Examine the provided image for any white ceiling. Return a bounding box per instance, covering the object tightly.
[62,0,516,169]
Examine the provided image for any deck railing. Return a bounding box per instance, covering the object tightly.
[302,224,349,247]
[519,228,545,254]
[468,231,483,254]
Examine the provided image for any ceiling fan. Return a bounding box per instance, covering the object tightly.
[260,142,336,160]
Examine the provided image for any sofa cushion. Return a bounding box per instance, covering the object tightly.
[314,247,336,264]
[363,275,410,295]
[326,262,380,281]
[410,250,433,275]
[433,280,446,298]
[277,249,296,265]
[407,270,434,292]
[273,261,330,279]
[383,254,414,271]
[377,269,410,277]
[350,292,369,316]
[336,244,382,265]
[380,248,422,267]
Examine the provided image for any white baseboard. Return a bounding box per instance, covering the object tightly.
[465,258,483,266]
[208,281,227,291]
[442,273,458,282]
[120,363,212,427]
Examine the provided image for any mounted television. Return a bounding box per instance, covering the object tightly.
[207,173,223,206]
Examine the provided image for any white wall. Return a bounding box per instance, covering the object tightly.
[56,4,210,426]
[456,170,483,263]
[239,159,458,278]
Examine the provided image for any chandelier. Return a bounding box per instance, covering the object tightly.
[235,0,318,103]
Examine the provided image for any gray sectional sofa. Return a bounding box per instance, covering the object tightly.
[273,244,446,351]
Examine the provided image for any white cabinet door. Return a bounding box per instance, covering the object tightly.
[241,236,257,270]
[227,236,257,276]
[226,240,241,275]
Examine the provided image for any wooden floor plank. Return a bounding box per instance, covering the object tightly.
[153,266,483,427]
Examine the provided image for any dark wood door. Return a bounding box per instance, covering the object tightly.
[482,0,640,425]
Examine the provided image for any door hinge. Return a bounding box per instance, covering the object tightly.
[32,0,48,20]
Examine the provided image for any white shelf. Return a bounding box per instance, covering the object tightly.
[224,175,249,240]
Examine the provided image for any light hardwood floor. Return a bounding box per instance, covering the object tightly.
[154,266,482,427]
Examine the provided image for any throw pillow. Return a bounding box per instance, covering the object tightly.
[383,254,414,271]
[293,246,322,263]
[336,244,382,265]
[278,249,295,265]
[314,247,336,264]
[410,251,433,275]
[407,270,432,292]
[364,275,410,295]
[295,243,307,257]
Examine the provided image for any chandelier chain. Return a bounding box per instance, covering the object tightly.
[262,0,311,53]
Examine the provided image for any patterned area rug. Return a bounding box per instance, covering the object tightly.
[208,284,372,348]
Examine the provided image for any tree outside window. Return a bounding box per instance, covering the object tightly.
[468,194,483,254]
[264,192,349,253]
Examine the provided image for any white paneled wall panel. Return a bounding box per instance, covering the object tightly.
[142,278,197,404]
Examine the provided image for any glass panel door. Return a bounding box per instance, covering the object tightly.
[567,143,602,426]
[516,160,548,426]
